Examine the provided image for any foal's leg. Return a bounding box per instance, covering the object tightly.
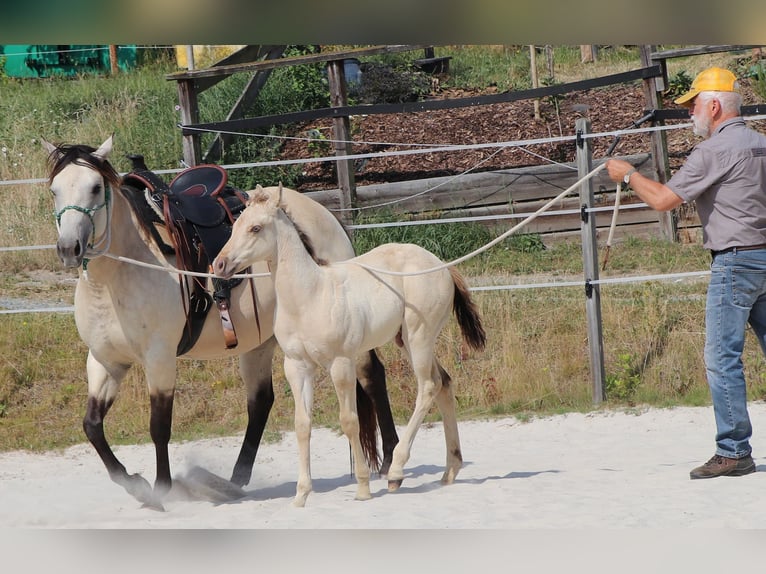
[230,336,278,487]
[82,352,156,507]
[432,361,462,484]
[283,356,316,507]
[387,341,443,491]
[332,356,372,501]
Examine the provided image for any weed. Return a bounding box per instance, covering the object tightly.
[606,353,642,402]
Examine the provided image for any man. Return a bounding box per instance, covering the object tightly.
[606,66,766,479]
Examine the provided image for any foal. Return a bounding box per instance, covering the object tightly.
[214,185,486,506]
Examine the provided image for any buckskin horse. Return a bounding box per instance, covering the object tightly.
[43,135,398,509]
[213,184,486,507]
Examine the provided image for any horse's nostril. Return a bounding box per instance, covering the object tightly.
[74,242,82,257]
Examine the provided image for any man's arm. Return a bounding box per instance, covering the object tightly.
[605,158,684,212]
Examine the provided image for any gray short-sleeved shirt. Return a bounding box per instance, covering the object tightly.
[667,117,766,251]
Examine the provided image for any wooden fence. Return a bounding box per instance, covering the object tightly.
[303,152,678,245]
[168,44,762,247]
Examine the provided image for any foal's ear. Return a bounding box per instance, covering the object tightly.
[93,134,114,159]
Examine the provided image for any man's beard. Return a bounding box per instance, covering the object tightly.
[692,111,712,138]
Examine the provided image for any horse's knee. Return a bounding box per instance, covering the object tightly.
[82,396,112,442]
[149,392,174,445]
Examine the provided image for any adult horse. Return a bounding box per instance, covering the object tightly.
[213,185,486,507]
[43,135,398,508]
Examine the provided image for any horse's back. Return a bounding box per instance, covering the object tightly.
[261,186,354,262]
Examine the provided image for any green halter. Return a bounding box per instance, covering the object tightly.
[53,186,112,269]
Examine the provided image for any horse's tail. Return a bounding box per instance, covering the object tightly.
[356,379,381,473]
[449,267,487,352]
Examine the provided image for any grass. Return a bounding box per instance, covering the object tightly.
[1,45,759,454]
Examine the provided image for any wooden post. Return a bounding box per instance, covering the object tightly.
[580,45,597,63]
[576,118,606,404]
[529,45,541,120]
[185,45,195,70]
[177,79,201,167]
[640,45,677,241]
[108,45,118,75]
[545,45,554,80]
[326,59,356,231]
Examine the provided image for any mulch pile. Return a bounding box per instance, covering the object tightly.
[278,83,707,192]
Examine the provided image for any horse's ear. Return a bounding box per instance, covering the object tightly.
[93,134,114,159]
[245,184,264,205]
[41,137,58,157]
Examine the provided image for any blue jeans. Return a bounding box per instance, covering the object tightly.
[706,248,766,458]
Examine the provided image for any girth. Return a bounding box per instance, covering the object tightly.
[122,155,260,356]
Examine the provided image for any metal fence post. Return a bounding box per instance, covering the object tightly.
[576,118,606,404]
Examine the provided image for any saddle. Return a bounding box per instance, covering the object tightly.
[122,155,258,356]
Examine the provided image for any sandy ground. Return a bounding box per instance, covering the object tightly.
[3,403,765,572]
[2,403,766,530]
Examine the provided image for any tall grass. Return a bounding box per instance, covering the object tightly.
[1,45,753,454]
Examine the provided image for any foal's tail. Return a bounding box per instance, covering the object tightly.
[449,267,487,351]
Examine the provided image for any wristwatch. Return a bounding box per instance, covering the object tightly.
[623,168,638,184]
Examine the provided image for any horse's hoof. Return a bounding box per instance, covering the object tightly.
[387,479,403,491]
[122,473,163,508]
[141,500,166,512]
[186,466,247,502]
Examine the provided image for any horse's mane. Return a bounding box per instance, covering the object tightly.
[47,143,122,192]
[249,187,329,266]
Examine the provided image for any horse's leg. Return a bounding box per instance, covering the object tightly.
[283,356,316,507]
[144,356,178,503]
[230,336,278,487]
[332,357,372,501]
[431,361,462,485]
[82,352,157,506]
[356,349,399,476]
[148,390,174,499]
[387,341,442,491]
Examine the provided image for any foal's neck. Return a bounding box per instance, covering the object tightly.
[271,209,323,299]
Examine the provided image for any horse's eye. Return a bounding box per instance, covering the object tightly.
[91,184,102,195]
[250,225,261,234]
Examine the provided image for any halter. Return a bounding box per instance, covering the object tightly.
[54,184,113,264]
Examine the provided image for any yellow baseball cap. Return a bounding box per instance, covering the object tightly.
[674,67,740,106]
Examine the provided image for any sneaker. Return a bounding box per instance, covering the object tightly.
[689,454,756,479]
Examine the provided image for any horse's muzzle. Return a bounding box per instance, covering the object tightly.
[57,237,85,268]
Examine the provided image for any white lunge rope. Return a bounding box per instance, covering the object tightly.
[95,162,608,280]
[346,163,607,277]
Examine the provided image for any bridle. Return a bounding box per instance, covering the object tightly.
[53,169,113,263]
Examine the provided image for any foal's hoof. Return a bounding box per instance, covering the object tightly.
[387,479,403,491]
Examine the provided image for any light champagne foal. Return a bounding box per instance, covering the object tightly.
[214,185,486,507]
